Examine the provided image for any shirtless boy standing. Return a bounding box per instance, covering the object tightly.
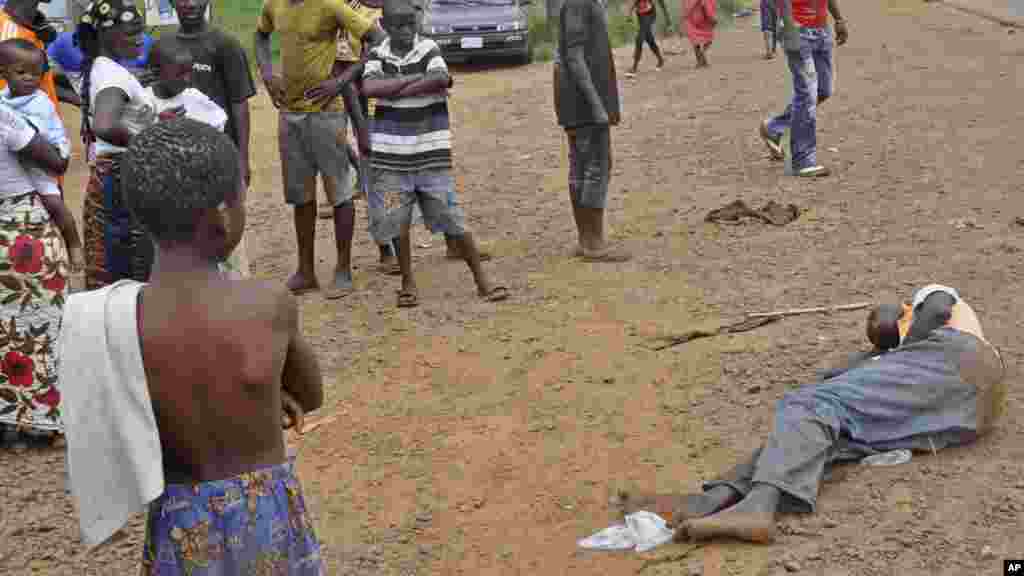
[124,119,324,573]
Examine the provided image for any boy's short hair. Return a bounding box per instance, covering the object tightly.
[383,0,423,16]
[122,118,240,245]
[866,303,903,351]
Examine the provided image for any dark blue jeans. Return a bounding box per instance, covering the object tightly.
[765,27,834,171]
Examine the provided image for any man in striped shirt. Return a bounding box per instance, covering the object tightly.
[361,0,507,308]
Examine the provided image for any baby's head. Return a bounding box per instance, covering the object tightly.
[151,37,193,99]
[866,303,906,351]
[0,38,46,98]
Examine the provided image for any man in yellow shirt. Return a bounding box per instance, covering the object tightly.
[255,0,384,299]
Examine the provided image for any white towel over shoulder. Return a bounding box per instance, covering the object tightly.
[58,280,164,549]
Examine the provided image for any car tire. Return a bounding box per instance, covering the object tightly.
[518,45,532,65]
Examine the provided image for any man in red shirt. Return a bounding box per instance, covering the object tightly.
[758,0,848,178]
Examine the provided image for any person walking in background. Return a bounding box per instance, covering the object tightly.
[626,0,665,78]
[758,0,848,178]
[760,0,777,59]
[683,0,717,68]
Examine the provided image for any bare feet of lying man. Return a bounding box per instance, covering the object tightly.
[615,484,741,527]
[680,483,781,544]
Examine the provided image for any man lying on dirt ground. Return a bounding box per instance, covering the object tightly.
[255,0,385,299]
[620,285,1007,544]
[557,0,631,262]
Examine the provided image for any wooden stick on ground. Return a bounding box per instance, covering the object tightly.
[746,302,872,319]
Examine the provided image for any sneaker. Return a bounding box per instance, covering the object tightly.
[759,120,784,160]
[796,165,831,178]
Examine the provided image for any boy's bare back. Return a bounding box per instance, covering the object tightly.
[139,276,296,483]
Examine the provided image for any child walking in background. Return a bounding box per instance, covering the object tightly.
[627,0,665,78]
[760,0,777,59]
[683,0,717,68]
[362,0,507,308]
[0,39,83,271]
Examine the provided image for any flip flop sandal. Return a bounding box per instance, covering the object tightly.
[480,286,509,302]
[446,251,493,262]
[582,248,633,263]
[397,291,419,308]
[324,282,354,300]
[759,121,785,160]
[288,284,320,296]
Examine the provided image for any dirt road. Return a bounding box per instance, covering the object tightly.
[2,0,1023,573]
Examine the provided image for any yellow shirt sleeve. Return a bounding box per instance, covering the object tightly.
[329,0,374,42]
[257,0,276,34]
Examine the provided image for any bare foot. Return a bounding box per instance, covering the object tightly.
[287,273,319,295]
[618,486,741,526]
[681,493,778,544]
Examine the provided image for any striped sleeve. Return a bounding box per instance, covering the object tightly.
[423,49,448,78]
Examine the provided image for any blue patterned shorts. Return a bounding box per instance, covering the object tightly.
[141,459,323,575]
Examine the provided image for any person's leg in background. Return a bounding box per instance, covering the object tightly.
[313,111,358,299]
[281,113,321,294]
[644,12,665,69]
[788,28,830,177]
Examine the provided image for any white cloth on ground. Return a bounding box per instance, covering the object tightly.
[58,279,164,549]
[577,511,675,553]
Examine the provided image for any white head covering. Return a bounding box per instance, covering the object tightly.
[911,284,960,310]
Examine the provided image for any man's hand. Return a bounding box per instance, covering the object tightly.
[834,19,848,45]
[304,77,346,105]
[263,74,286,109]
[282,389,305,434]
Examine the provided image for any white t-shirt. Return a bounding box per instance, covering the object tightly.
[0,102,42,199]
[145,87,228,132]
[88,57,156,157]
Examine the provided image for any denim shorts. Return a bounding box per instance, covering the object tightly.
[368,168,466,244]
[567,124,612,210]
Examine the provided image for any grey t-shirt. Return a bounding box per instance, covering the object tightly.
[556,0,620,128]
